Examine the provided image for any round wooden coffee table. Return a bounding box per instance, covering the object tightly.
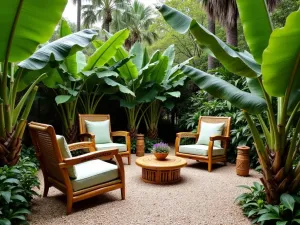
[136,155,187,184]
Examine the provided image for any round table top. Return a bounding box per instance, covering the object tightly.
[136,155,187,170]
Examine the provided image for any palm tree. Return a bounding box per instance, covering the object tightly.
[81,0,128,32]
[73,0,82,31]
[112,0,158,49]
[200,0,279,47]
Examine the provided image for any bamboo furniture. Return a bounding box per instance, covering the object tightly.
[28,122,125,215]
[136,155,187,184]
[78,114,131,165]
[175,116,231,172]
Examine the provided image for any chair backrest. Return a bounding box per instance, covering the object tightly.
[28,122,65,183]
[78,114,111,134]
[197,116,231,137]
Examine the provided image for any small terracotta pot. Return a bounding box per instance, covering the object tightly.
[153,152,168,160]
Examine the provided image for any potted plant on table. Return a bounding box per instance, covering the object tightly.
[152,142,170,160]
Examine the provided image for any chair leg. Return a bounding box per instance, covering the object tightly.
[121,187,125,200]
[208,162,212,172]
[43,178,50,197]
[66,196,73,215]
[128,154,131,165]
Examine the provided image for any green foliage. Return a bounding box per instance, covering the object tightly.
[0,158,40,225]
[116,137,162,154]
[20,146,39,168]
[237,183,300,225]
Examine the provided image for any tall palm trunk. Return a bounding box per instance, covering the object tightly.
[77,0,81,31]
[226,19,238,47]
[207,15,217,70]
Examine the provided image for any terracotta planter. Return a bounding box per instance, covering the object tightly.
[236,146,250,176]
[154,152,168,160]
[136,134,145,157]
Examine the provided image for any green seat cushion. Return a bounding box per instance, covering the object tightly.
[179,145,225,156]
[96,143,127,152]
[85,120,112,144]
[72,159,119,191]
[196,122,225,147]
[56,135,77,179]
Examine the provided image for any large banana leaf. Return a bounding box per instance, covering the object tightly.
[83,29,129,71]
[130,42,144,71]
[19,30,97,70]
[0,0,67,62]
[162,45,175,71]
[236,0,273,64]
[262,10,300,105]
[157,4,261,78]
[181,65,267,114]
[150,56,169,83]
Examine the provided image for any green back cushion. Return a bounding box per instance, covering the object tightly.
[56,135,77,179]
[85,120,112,144]
[196,122,225,147]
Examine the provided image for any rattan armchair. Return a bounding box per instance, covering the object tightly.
[78,114,131,165]
[175,116,231,172]
[28,122,125,215]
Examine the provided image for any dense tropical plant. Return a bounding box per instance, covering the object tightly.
[111,0,158,49]
[158,2,300,204]
[0,0,70,166]
[82,0,129,31]
[0,158,40,225]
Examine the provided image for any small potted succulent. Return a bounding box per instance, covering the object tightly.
[152,142,170,160]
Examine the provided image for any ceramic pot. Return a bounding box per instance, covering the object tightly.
[154,152,168,160]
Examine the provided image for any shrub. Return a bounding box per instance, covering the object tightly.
[236,183,300,224]
[20,145,39,168]
[0,158,40,225]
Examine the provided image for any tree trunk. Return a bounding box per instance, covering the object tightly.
[129,128,137,139]
[147,128,158,139]
[102,21,110,33]
[77,0,81,31]
[226,19,238,47]
[64,124,78,144]
[0,134,22,167]
[208,15,217,70]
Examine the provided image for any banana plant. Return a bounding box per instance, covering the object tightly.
[0,0,75,166]
[158,3,300,204]
[40,21,134,143]
[143,45,190,139]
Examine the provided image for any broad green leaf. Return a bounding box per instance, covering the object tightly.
[236,185,251,190]
[276,221,288,225]
[81,70,119,79]
[262,10,300,109]
[103,78,135,96]
[293,219,300,224]
[150,50,162,63]
[280,193,295,212]
[162,45,175,71]
[258,213,281,222]
[236,0,273,63]
[166,91,180,98]
[0,191,11,203]
[11,194,27,202]
[60,19,72,37]
[4,178,20,184]
[143,48,150,68]
[246,77,264,99]
[130,42,144,71]
[136,88,159,103]
[0,219,11,225]
[57,84,78,96]
[156,96,167,101]
[10,215,26,221]
[84,29,130,71]
[157,4,261,78]
[55,95,74,105]
[13,209,31,215]
[19,30,97,70]
[150,56,169,83]
[247,209,258,218]
[0,0,67,62]
[181,65,267,114]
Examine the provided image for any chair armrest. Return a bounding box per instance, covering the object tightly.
[59,149,119,168]
[209,136,230,141]
[111,131,130,137]
[176,132,198,138]
[68,141,95,151]
[78,132,95,141]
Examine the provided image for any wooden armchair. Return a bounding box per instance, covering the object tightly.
[28,122,125,215]
[175,116,231,172]
[78,114,131,165]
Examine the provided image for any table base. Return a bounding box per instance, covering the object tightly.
[141,168,181,184]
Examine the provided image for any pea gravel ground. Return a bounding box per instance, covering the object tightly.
[29,151,261,225]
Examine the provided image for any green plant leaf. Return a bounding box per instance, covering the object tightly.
[0,191,11,203]
[276,221,288,225]
[181,65,267,114]
[83,29,129,71]
[262,10,300,98]
[165,91,180,98]
[13,209,31,215]
[130,42,144,71]
[0,219,11,225]
[157,4,261,78]
[55,95,74,105]
[103,78,135,96]
[237,185,252,190]
[236,0,273,64]
[4,178,20,184]
[162,45,175,71]
[0,0,67,62]
[293,219,300,224]
[258,213,281,222]
[280,193,295,212]
[248,209,258,218]
[150,56,169,83]
[19,29,97,70]
[11,194,27,202]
